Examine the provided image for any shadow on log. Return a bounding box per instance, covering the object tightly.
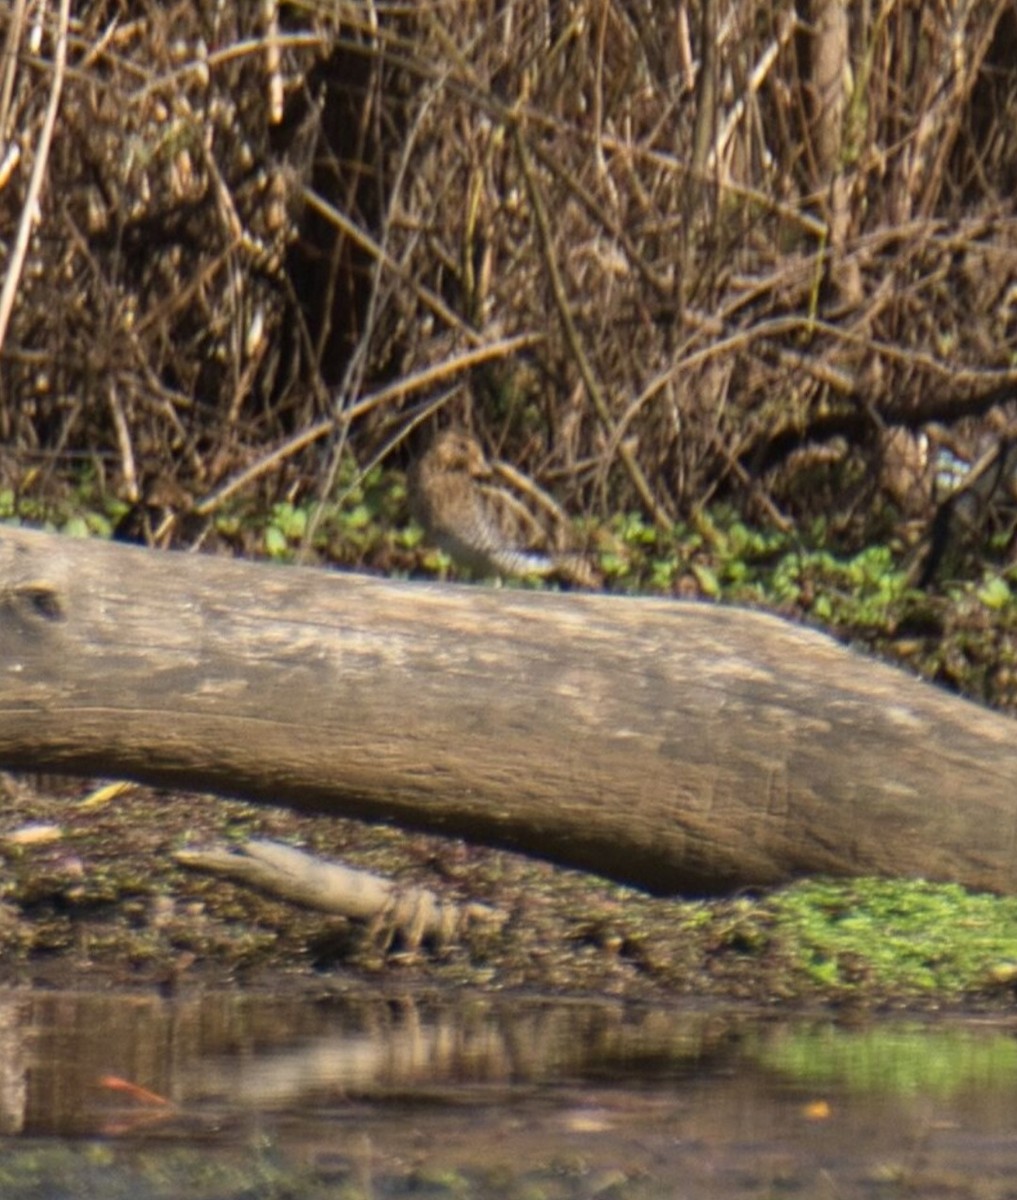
[0,525,1014,895]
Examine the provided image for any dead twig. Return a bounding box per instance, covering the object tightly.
[0,0,70,355]
[176,839,504,954]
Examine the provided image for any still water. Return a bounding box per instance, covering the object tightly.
[1,989,1016,1198]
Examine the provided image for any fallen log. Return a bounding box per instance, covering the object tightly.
[0,524,1013,895]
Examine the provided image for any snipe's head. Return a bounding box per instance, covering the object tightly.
[427,431,491,480]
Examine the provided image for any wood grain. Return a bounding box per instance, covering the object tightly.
[0,524,1013,894]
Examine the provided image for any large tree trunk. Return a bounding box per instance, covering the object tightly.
[0,524,1013,895]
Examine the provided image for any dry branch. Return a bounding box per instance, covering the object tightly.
[176,838,502,950]
[0,0,69,352]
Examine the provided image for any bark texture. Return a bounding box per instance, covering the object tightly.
[0,524,1014,895]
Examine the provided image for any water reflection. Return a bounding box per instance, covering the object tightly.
[2,990,1017,1198]
[8,991,739,1135]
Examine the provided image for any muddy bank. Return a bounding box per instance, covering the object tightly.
[0,774,1014,1012]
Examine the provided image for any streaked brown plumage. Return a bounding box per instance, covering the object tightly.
[408,431,596,585]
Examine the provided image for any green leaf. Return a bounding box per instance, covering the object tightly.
[978,575,1011,610]
[264,525,289,557]
[62,516,91,538]
[691,562,720,597]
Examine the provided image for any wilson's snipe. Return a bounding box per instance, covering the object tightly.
[408,431,596,586]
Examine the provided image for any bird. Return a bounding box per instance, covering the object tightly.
[408,430,597,586]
